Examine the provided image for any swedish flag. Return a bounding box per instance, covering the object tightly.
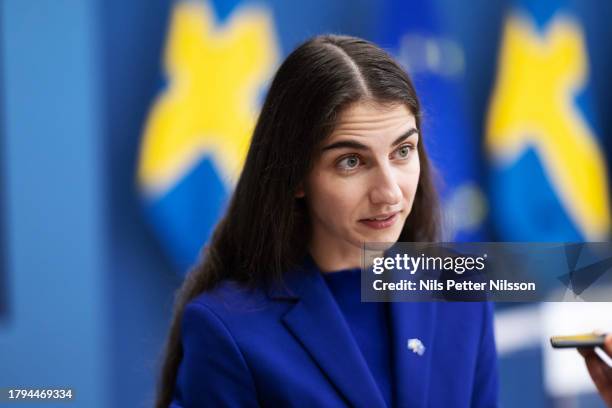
[137,1,279,273]
[486,0,610,241]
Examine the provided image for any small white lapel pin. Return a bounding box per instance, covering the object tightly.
[407,338,425,356]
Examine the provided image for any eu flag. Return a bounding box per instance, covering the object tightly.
[374,0,487,242]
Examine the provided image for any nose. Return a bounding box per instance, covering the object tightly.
[369,163,402,206]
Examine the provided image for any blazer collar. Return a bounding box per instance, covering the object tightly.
[268,258,437,408]
[271,257,387,408]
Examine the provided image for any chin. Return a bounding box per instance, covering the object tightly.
[363,231,401,243]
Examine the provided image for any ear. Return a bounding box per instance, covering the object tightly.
[295,183,305,198]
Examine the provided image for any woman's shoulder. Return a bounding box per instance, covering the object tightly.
[184,279,291,329]
[189,279,266,310]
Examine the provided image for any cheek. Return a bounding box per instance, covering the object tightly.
[400,157,421,200]
[307,172,363,219]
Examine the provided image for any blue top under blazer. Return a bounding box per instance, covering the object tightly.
[170,260,499,407]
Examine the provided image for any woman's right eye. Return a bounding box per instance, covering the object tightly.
[336,155,361,171]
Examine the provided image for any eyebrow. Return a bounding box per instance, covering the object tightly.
[321,128,418,152]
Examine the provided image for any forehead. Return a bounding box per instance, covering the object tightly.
[329,101,416,139]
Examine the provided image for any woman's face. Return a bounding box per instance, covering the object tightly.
[300,100,420,265]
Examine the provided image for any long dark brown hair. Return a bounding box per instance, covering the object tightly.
[155,34,440,407]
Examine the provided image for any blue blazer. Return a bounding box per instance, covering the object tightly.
[170,262,498,407]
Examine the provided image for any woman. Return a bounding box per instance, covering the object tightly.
[156,34,498,408]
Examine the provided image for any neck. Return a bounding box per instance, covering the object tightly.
[308,239,362,273]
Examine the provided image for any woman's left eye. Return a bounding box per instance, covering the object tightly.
[395,144,414,159]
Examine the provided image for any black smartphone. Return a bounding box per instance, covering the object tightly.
[550,333,607,348]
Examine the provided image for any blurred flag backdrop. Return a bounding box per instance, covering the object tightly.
[137,1,279,273]
[486,0,610,242]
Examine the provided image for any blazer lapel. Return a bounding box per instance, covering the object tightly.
[274,264,387,408]
[388,300,437,408]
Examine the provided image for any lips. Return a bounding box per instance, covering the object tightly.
[359,212,400,229]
